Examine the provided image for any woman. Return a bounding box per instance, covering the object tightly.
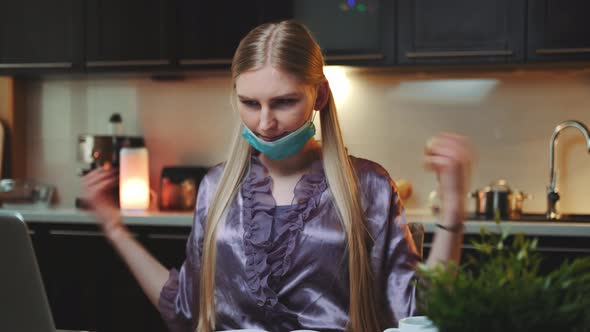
[83,20,473,332]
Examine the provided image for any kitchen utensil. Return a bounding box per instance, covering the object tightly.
[0,179,55,209]
[159,166,207,211]
[470,179,531,220]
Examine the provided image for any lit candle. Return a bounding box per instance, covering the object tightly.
[119,147,150,211]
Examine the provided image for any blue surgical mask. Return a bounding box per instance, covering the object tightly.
[241,115,317,160]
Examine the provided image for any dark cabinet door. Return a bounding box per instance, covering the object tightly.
[85,0,172,70]
[38,226,144,332]
[33,223,189,332]
[397,0,525,65]
[0,0,82,72]
[293,0,394,65]
[140,229,190,332]
[177,0,292,67]
[44,228,106,331]
[527,0,590,62]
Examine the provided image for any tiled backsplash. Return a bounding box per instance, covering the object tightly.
[23,67,590,214]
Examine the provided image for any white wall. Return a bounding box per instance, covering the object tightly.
[24,66,590,214]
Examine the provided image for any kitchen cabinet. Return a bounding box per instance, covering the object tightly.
[140,229,191,331]
[178,0,394,67]
[176,0,292,67]
[396,0,526,65]
[3,1,590,75]
[29,222,190,332]
[527,0,590,62]
[292,0,395,65]
[0,0,83,73]
[85,0,173,70]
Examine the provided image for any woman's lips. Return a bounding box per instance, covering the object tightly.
[259,132,288,142]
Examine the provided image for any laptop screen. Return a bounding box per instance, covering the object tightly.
[0,211,56,332]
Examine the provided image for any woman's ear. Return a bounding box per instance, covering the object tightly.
[314,80,330,111]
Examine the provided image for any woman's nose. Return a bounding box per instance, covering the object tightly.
[259,108,277,131]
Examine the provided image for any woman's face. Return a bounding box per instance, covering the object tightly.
[235,65,316,142]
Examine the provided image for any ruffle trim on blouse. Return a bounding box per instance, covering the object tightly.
[241,156,327,308]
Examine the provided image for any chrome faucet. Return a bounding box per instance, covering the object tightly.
[547,120,590,220]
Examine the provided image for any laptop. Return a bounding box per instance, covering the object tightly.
[0,211,56,332]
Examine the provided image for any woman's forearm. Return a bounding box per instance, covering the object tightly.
[107,224,170,307]
[425,204,464,269]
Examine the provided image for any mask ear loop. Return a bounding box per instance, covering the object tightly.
[310,109,318,123]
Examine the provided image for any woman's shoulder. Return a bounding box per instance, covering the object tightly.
[197,161,226,194]
[349,155,395,189]
[348,156,401,235]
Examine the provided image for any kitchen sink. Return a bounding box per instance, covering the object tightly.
[517,213,590,223]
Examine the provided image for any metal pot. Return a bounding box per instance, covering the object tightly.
[470,179,531,220]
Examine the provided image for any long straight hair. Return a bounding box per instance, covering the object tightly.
[197,21,382,332]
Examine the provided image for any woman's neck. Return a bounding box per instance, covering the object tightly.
[259,139,321,177]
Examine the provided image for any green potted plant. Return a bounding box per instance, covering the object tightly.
[417,220,590,332]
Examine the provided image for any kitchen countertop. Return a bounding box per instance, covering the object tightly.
[6,208,194,227]
[3,207,590,237]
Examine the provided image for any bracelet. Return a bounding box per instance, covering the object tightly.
[435,223,463,233]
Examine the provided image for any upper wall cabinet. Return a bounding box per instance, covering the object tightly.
[2,0,590,75]
[527,0,590,62]
[292,0,395,65]
[177,0,393,67]
[177,0,292,67]
[397,0,526,65]
[0,0,83,73]
[85,0,172,70]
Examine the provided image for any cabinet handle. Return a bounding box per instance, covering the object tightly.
[49,230,104,237]
[179,58,233,65]
[535,247,590,254]
[0,62,73,69]
[181,54,386,64]
[324,53,385,61]
[536,48,590,55]
[28,230,35,236]
[85,59,170,67]
[49,229,140,238]
[425,243,590,254]
[147,233,189,240]
[406,50,513,58]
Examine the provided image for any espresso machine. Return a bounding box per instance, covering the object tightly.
[75,113,144,208]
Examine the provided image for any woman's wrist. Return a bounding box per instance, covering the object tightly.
[438,199,465,233]
[435,222,464,233]
[103,216,130,243]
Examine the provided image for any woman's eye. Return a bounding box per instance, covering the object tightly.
[275,99,297,106]
[240,100,259,108]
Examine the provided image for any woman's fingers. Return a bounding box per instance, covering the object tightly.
[424,133,475,199]
[423,154,461,172]
[82,167,118,187]
[425,134,473,162]
[80,167,120,209]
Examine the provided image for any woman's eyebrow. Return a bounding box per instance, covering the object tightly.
[270,93,300,100]
[237,93,301,101]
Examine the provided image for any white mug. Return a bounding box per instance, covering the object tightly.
[383,316,438,332]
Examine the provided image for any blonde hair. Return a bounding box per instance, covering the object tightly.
[197,20,382,332]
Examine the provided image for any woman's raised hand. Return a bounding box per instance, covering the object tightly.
[423,133,475,218]
[81,163,125,239]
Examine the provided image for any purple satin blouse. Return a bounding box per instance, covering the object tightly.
[158,156,420,331]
